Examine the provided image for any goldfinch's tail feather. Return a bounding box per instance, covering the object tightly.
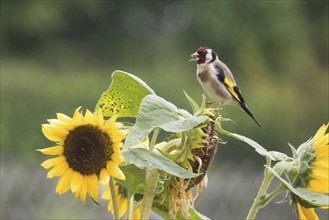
[240,103,261,127]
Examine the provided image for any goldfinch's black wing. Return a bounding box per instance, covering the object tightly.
[215,65,244,103]
[215,65,261,127]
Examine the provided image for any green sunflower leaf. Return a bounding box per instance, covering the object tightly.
[288,143,297,159]
[95,70,155,117]
[268,151,290,161]
[184,206,211,220]
[273,161,295,174]
[122,148,198,178]
[184,91,199,113]
[216,125,274,160]
[124,95,208,148]
[266,165,329,207]
[116,164,145,195]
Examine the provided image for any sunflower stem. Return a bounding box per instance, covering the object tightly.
[126,191,134,220]
[247,159,288,220]
[259,185,286,207]
[109,177,120,220]
[149,128,160,151]
[140,128,160,219]
[246,157,274,220]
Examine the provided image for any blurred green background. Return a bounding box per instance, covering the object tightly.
[1,1,328,219]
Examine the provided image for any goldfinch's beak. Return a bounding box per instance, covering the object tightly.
[189,52,199,62]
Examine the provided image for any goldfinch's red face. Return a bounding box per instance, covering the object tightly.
[190,47,216,64]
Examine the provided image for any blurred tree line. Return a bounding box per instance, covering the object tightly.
[1,1,328,167]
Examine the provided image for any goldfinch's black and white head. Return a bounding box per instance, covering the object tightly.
[190,46,261,127]
[190,47,217,64]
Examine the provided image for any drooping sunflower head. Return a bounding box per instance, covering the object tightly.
[290,123,329,219]
[186,118,219,190]
[161,116,221,219]
[38,107,127,203]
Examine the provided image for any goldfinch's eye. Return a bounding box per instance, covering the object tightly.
[198,50,207,56]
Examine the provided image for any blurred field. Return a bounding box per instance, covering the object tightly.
[1,1,328,219]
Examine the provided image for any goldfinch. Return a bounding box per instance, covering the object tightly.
[190,46,261,127]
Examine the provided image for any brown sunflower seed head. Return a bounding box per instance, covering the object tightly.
[186,120,220,190]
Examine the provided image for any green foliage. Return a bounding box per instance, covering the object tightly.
[124,94,208,148]
[95,70,155,117]
[217,125,274,160]
[116,164,145,195]
[268,151,290,161]
[266,166,329,208]
[185,206,212,220]
[122,148,198,178]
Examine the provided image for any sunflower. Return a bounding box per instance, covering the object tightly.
[38,107,126,203]
[293,123,328,220]
[101,181,141,219]
[160,114,220,219]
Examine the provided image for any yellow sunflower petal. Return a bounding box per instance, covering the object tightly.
[96,110,104,127]
[56,168,74,195]
[99,168,111,185]
[115,193,128,217]
[111,153,125,165]
[56,112,72,123]
[308,178,329,194]
[47,161,69,178]
[118,196,128,217]
[71,171,84,192]
[72,106,82,118]
[37,146,64,155]
[314,159,329,169]
[315,144,329,157]
[47,119,75,131]
[73,186,80,199]
[297,203,319,220]
[106,161,126,180]
[110,131,127,143]
[105,114,119,127]
[312,123,329,143]
[41,156,65,169]
[313,134,329,148]
[312,166,329,179]
[72,107,85,124]
[85,109,98,126]
[101,187,111,200]
[107,199,114,213]
[111,142,123,152]
[103,117,121,133]
[86,174,99,202]
[133,208,141,220]
[79,178,88,203]
[42,124,68,142]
